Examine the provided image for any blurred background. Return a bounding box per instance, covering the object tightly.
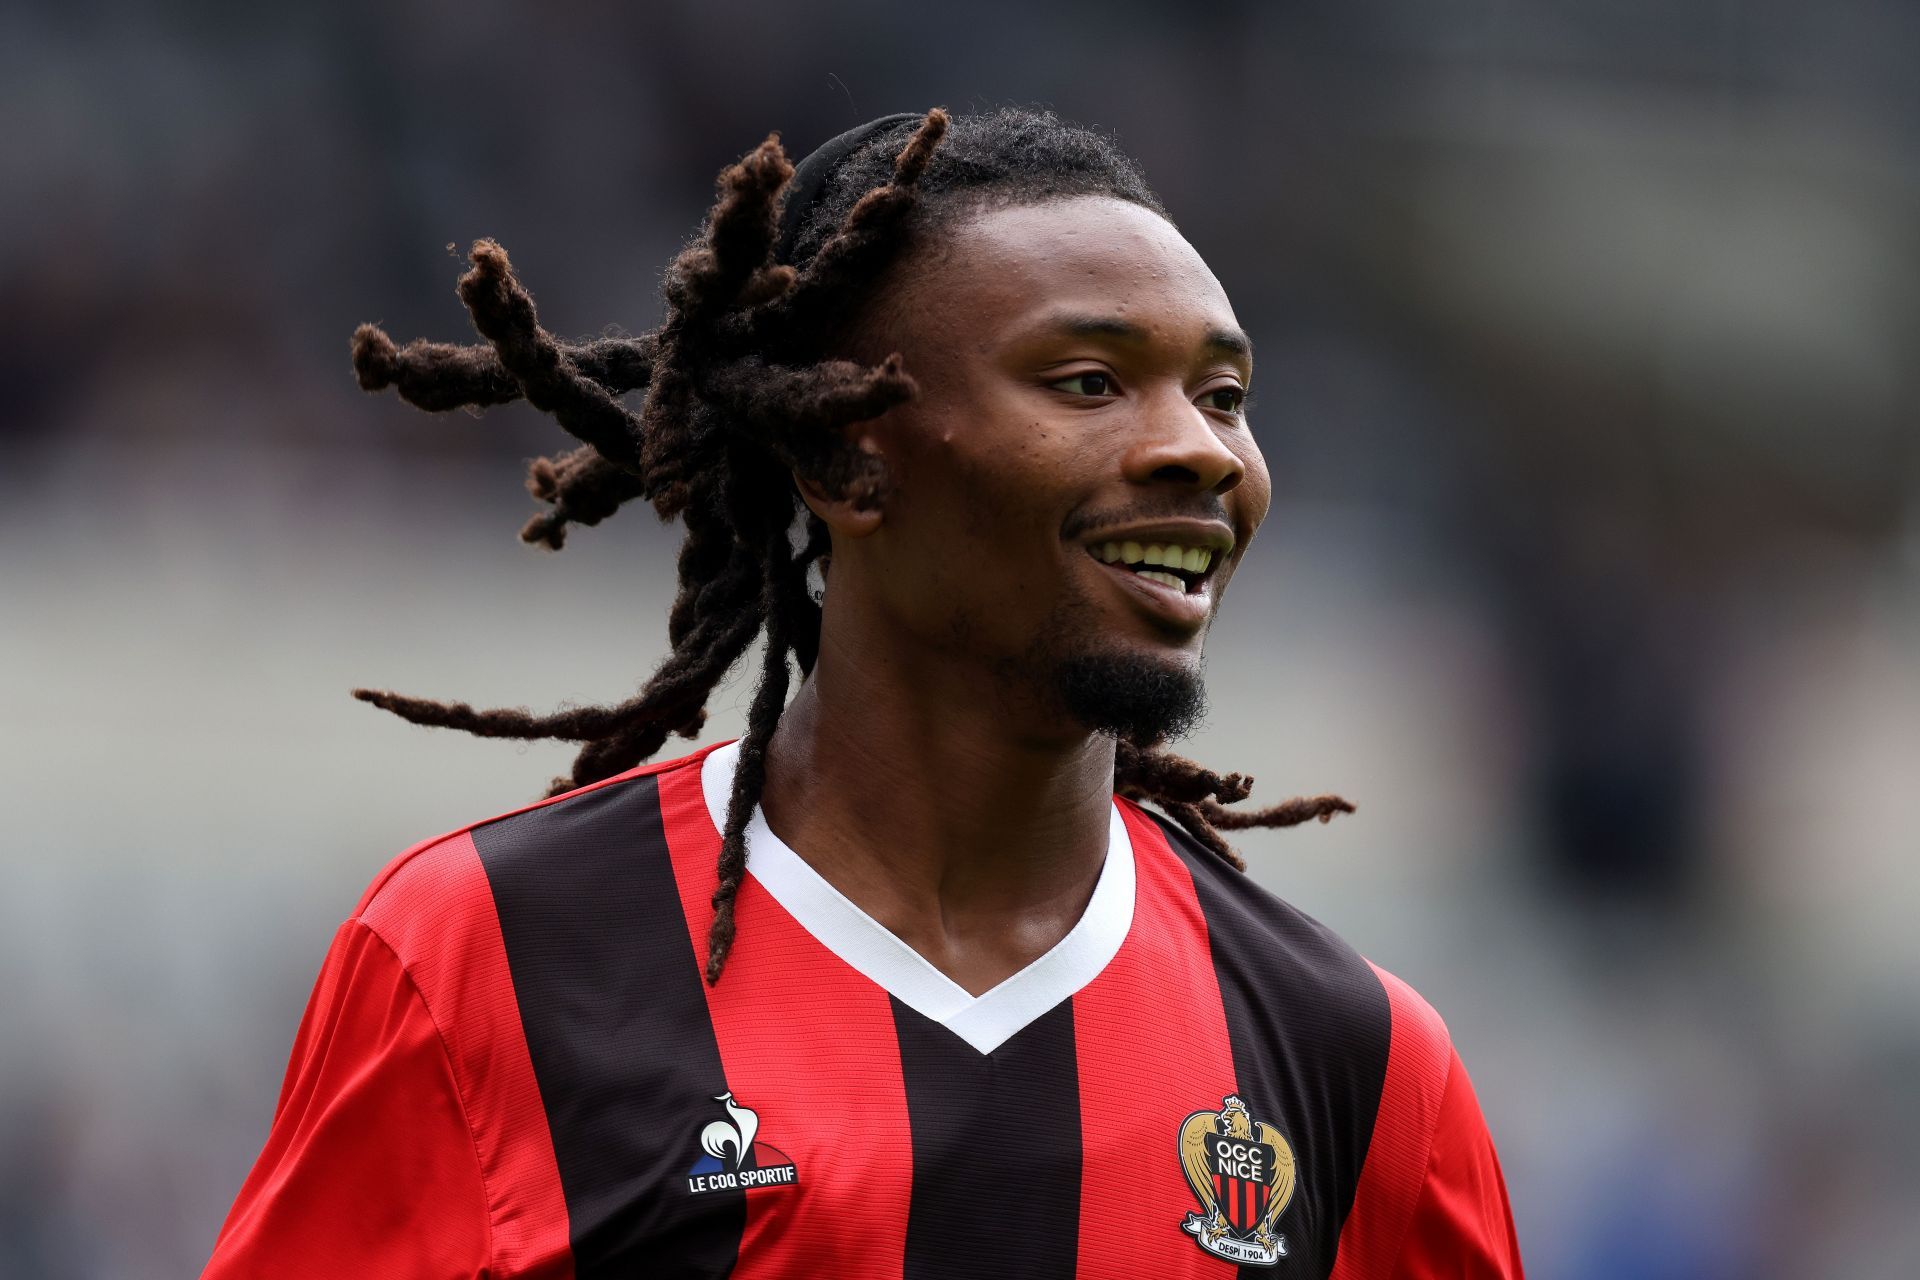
[4,1,1917,1275]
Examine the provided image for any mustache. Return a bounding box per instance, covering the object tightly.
[1060,496,1231,542]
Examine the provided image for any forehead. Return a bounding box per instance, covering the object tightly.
[903,195,1243,356]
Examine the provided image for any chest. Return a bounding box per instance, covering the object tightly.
[518,969,1355,1280]
[469,764,1391,1278]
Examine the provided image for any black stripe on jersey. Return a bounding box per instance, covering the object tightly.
[474,775,740,1280]
[1150,812,1392,1280]
[893,998,1082,1280]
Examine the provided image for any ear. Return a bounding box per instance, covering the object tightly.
[794,435,886,538]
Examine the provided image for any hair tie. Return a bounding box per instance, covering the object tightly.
[774,112,924,266]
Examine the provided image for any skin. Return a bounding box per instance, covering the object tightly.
[758,194,1271,995]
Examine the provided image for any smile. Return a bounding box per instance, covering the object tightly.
[1087,540,1216,595]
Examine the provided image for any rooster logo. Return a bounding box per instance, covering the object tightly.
[685,1090,798,1195]
[699,1092,759,1170]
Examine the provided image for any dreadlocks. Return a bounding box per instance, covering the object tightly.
[348,106,1354,984]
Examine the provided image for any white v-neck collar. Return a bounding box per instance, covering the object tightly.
[699,738,1135,1055]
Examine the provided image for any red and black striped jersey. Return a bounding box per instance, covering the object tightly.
[205,739,1524,1279]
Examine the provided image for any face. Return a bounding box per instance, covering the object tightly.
[820,194,1271,744]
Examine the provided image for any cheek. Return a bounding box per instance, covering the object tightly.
[876,405,1082,623]
[899,384,1082,536]
[1235,436,1273,527]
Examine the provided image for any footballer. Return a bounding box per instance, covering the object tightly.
[205,107,1525,1278]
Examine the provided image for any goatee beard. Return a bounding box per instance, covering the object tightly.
[1054,651,1208,747]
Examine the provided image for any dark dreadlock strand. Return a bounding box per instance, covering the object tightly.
[350,325,658,410]
[697,353,911,503]
[351,609,739,743]
[665,502,748,649]
[1199,794,1355,830]
[350,532,768,761]
[1112,737,1253,806]
[349,105,1348,985]
[520,445,648,549]
[529,447,801,798]
[347,131,819,766]
[701,354,916,444]
[629,139,804,523]
[349,323,658,547]
[706,524,800,983]
[350,325,523,409]
[663,136,794,332]
[455,241,649,472]
[740,116,947,358]
[1112,740,1354,872]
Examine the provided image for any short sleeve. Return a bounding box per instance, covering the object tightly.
[1391,1046,1525,1279]
[203,919,492,1279]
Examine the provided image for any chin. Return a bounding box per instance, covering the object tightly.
[1052,645,1209,747]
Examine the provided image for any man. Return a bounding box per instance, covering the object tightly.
[205,107,1524,1278]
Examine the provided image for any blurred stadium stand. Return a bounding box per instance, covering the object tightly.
[3,2,1916,1275]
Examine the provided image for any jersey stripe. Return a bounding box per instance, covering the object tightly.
[894,998,1082,1280]
[473,769,742,1279]
[1072,799,1239,1277]
[356,830,572,1277]
[1147,811,1393,1279]
[658,760,917,1280]
[1326,963,1452,1280]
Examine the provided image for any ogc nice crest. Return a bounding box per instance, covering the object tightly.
[1177,1093,1297,1266]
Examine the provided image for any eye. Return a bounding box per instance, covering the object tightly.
[1052,371,1118,398]
[1202,385,1248,415]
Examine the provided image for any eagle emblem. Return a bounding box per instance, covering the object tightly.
[1177,1094,1296,1265]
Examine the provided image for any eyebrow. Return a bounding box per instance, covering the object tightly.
[1050,313,1253,362]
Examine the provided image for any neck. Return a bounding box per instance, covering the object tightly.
[757,605,1117,996]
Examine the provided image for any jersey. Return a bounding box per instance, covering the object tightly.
[204,738,1523,1279]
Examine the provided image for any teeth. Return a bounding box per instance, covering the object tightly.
[1137,569,1185,591]
[1089,539,1219,577]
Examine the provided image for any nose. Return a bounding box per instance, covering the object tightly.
[1120,386,1245,495]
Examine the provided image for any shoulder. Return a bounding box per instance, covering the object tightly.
[1125,800,1439,1026]
[350,742,723,972]
[1122,795,1456,1094]
[1121,799,1479,1270]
